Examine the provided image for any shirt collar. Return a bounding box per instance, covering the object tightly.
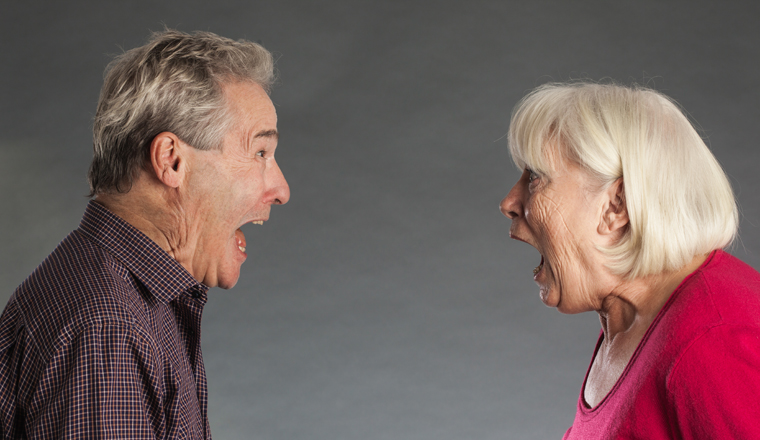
[77,200,209,304]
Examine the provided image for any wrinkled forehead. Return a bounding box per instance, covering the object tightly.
[508,90,566,176]
[222,81,278,132]
[508,122,568,177]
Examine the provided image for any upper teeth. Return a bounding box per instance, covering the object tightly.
[252,221,263,225]
[238,246,246,252]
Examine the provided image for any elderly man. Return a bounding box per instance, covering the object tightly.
[0,30,289,438]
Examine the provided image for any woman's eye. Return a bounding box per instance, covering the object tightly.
[527,169,539,184]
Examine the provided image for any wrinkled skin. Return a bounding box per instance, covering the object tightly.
[500,158,616,314]
[500,152,710,407]
[96,81,290,290]
[176,81,290,288]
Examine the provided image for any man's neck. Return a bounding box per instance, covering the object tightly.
[94,176,186,262]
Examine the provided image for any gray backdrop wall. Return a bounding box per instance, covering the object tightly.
[2,1,759,439]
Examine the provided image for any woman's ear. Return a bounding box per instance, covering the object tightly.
[149,132,185,188]
[598,177,629,236]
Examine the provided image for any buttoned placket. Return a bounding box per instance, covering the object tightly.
[173,284,209,438]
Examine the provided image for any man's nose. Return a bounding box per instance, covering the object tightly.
[268,159,290,205]
[500,183,523,219]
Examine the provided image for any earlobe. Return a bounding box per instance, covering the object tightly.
[598,178,629,235]
[149,132,184,188]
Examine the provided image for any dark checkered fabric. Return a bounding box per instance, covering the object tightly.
[0,201,211,439]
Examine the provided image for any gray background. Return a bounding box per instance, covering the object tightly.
[2,1,759,439]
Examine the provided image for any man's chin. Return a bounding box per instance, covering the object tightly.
[215,272,241,290]
[202,264,242,289]
[216,281,238,290]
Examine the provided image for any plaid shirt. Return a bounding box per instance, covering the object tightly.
[0,201,211,439]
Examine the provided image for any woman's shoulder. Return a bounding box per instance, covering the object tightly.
[705,249,760,284]
[676,249,760,327]
[665,311,760,439]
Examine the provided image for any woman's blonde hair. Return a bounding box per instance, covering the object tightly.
[508,82,738,278]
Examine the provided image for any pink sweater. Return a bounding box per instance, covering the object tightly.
[563,250,760,439]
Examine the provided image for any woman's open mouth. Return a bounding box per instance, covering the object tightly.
[533,255,544,278]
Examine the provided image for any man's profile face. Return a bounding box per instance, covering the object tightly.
[183,81,289,288]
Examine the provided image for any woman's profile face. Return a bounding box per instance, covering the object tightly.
[500,154,612,313]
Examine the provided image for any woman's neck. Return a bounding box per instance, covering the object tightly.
[598,254,708,342]
[583,253,710,408]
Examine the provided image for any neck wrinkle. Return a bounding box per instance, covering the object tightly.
[597,253,708,341]
[94,183,197,279]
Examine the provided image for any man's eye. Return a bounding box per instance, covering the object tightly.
[256,150,265,157]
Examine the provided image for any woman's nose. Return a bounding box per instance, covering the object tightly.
[500,182,524,219]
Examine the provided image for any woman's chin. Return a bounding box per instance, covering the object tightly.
[538,286,560,308]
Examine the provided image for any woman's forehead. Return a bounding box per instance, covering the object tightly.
[512,138,567,175]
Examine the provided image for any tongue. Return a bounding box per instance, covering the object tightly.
[235,228,247,249]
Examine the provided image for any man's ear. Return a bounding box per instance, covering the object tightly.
[149,132,185,188]
[598,177,629,236]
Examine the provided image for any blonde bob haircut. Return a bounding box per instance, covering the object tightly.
[508,82,738,278]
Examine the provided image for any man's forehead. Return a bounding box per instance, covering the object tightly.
[222,81,278,138]
[223,81,274,111]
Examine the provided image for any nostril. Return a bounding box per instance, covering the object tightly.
[500,200,519,219]
[500,190,523,219]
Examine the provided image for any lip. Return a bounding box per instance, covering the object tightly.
[234,228,248,258]
[510,231,546,279]
[242,217,268,227]
[510,232,539,254]
[233,217,269,258]
[533,255,545,280]
[509,232,529,244]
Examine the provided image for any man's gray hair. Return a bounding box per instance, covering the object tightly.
[88,29,275,196]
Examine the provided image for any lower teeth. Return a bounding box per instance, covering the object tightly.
[533,265,541,275]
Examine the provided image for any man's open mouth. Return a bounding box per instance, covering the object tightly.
[236,220,266,253]
[235,228,247,253]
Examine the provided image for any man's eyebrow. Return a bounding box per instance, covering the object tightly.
[255,129,279,140]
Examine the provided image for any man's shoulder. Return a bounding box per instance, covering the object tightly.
[9,228,149,356]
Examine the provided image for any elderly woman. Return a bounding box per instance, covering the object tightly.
[500,83,760,438]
